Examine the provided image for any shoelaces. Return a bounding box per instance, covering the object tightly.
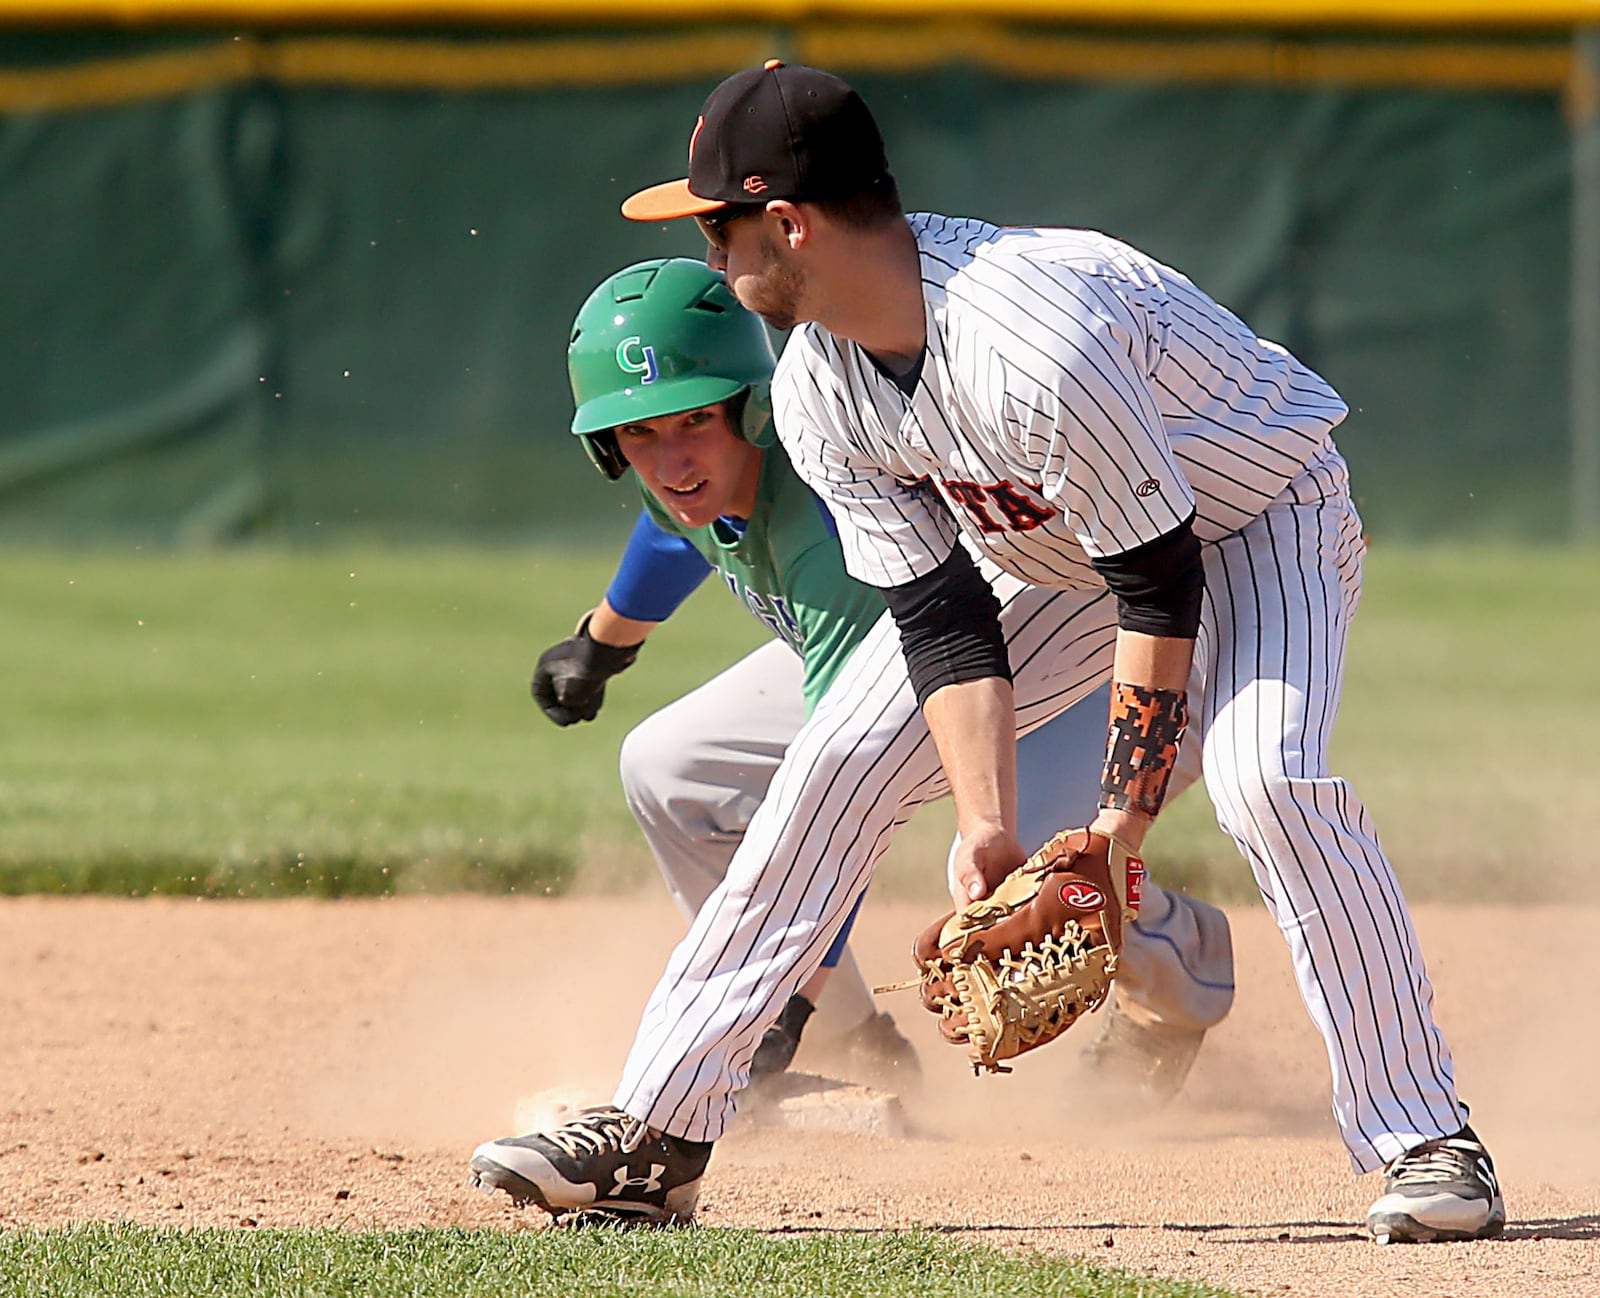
[1388,1139,1484,1186]
[544,1109,650,1159]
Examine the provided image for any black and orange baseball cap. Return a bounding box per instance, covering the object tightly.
[622,61,891,221]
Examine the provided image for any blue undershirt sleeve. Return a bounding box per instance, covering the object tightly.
[605,511,713,623]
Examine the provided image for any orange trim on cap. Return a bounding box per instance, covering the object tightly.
[763,58,783,69]
[620,176,728,221]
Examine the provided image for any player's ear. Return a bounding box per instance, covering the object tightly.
[739,383,775,448]
[768,200,806,249]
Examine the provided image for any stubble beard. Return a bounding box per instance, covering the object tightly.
[745,237,806,332]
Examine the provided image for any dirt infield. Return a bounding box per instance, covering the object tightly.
[2,894,1595,1296]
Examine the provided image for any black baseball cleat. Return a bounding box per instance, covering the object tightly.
[747,996,921,1097]
[748,994,816,1091]
[1075,994,1206,1107]
[469,1106,712,1226]
[1366,1124,1506,1244]
[841,1011,922,1092]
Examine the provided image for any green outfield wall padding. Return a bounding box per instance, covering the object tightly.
[0,33,1572,545]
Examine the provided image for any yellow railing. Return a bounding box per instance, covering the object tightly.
[0,27,1577,113]
[2,0,1597,30]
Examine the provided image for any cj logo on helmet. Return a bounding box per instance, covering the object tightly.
[616,337,660,384]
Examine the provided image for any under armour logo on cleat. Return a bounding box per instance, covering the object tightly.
[611,1164,665,1195]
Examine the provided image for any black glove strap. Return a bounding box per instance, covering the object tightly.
[575,613,643,678]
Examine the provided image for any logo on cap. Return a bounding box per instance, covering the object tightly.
[616,337,659,384]
[742,176,768,194]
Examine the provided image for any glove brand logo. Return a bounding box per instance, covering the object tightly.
[611,1164,665,1195]
[1135,477,1162,497]
[615,336,660,384]
[1127,855,1145,909]
[742,175,769,194]
[1059,881,1104,911]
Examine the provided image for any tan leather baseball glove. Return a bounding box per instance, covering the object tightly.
[888,828,1145,1074]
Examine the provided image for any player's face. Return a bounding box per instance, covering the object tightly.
[702,213,808,332]
[614,402,762,530]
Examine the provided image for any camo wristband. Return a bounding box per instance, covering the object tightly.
[1098,681,1188,817]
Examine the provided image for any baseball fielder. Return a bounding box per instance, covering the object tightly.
[604,63,1504,1246]
[470,256,1233,1220]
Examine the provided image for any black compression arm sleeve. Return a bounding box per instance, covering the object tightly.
[880,544,1011,708]
[1090,513,1204,639]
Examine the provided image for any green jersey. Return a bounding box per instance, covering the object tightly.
[642,447,886,716]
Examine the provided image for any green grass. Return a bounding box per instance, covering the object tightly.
[0,546,766,897]
[0,1224,1236,1298]
[1,542,1595,902]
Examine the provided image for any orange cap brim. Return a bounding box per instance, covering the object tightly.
[621,178,729,222]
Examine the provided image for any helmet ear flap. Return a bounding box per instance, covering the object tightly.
[739,381,775,448]
[580,430,629,481]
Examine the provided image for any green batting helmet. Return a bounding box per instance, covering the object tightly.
[567,258,776,480]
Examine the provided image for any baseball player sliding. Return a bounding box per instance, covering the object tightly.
[470,256,1233,1217]
[600,63,1500,1245]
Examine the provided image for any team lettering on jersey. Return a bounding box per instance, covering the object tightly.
[940,479,1058,534]
[723,572,803,651]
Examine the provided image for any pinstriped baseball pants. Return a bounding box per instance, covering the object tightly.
[615,444,1463,1172]
[1191,446,1463,1171]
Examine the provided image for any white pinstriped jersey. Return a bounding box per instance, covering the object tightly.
[772,214,1350,591]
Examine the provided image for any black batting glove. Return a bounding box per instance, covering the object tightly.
[530,615,642,727]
